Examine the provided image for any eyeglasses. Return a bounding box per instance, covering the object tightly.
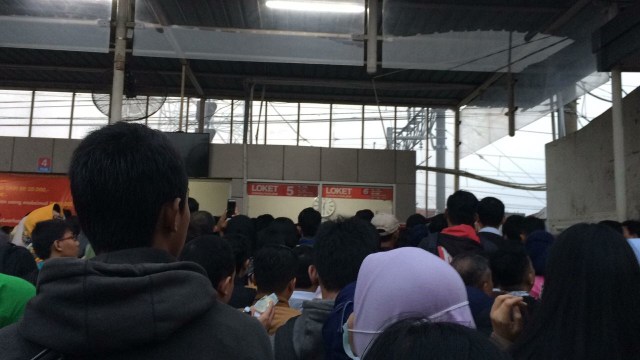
[57,235,78,242]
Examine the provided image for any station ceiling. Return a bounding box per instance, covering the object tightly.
[0,0,637,155]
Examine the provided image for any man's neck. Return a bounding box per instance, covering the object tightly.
[320,288,339,301]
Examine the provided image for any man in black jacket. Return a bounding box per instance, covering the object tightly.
[477,196,509,253]
[0,123,272,360]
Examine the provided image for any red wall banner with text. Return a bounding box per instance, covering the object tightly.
[0,173,74,227]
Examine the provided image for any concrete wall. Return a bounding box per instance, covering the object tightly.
[0,137,416,222]
[546,87,640,232]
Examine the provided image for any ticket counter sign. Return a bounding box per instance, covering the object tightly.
[323,185,393,201]
[247,183,319,197]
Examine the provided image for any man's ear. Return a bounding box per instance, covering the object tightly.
[52,240,63,253]
[308,265,319,287]
[217,275,234,298]
[287,277,296,293]
[159,198,182,233]
[444,209,452,227]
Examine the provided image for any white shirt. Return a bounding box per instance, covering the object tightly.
[288,290,317,311]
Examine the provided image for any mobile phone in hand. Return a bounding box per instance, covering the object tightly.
[226,199,236,219]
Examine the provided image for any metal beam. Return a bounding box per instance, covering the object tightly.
[109,0,129,124]
[0,63,477,92]
[145,0,204,97]
[457,73,504,108]
[366,0,379,74]
[387,3,567,14]
[0,81,460,108]
[611,68,627,221]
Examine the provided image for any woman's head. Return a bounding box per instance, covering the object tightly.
[363,318,510,360]
[513,223,640,359]
[351,247,474,356]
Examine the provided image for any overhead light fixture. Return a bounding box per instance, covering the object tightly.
[265,1,364,13]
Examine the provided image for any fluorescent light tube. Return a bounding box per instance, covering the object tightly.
[266,1,364,13]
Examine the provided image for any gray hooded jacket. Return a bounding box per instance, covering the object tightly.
[0,248,273,360]
[274,299,335,360]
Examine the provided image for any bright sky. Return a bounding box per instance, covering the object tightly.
[427,72,640,216]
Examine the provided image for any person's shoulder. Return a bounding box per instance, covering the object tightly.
[197,301,274,359]
[0,324,43,360]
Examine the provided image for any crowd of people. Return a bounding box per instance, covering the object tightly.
[1,122,639,359]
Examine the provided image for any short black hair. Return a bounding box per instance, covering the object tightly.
[451,253,491,289]
[364,318,510,360]
[254,214,274,233]
[225,215,257,255]
[622,220,640,237]
[31,219,73,260]
[224,233,251,274]
[253,245,298,294]
[69,123,188,254]
[314,217,378,292]
[427,214,447,233]
[355,209,374,222]
[477,197,505,228]
[490,245,531,290]
[446,190,478,226]
[298,208,321,238]
[598,220,623,235]
[405,214,427,229]
[187,211,215,242]
[293,245,314,289]
[188,197,199,213]
[180,235,235,290]
[523,216,546,236]
[503,215,526,242]
[257,217,298,250]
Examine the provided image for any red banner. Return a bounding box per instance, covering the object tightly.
[247,183,319,197]
[0,173,74,227]
[323,185,393,201]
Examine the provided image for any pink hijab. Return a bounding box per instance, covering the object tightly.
[352,247,475,356]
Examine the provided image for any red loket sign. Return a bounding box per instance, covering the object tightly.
[247,183,319,197]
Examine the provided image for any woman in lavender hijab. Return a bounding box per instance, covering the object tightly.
[346,247,476,358]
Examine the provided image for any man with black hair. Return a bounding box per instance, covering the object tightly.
[297,207,321,246]
[274,217,378,360]
[180,235,236,304]
[31,219,80,262]
[451,254,494,335]
[314,217,378,360]
[187,197,200,213]
[490,246,537,320]
[524,216,546,237]
[186,210,216,242]
[28,219,80,284]
[288,245,318,311]
[419,190,483,262]
[477,197,507,253]
[354,209,375,222]
[252,245,301,335]
[502,214,526,243]
[225,233,258,309]
[0,123,272,359]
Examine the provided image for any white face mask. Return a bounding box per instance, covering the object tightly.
[342,321,360,360]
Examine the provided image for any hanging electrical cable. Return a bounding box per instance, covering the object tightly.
[416,165,546,191]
